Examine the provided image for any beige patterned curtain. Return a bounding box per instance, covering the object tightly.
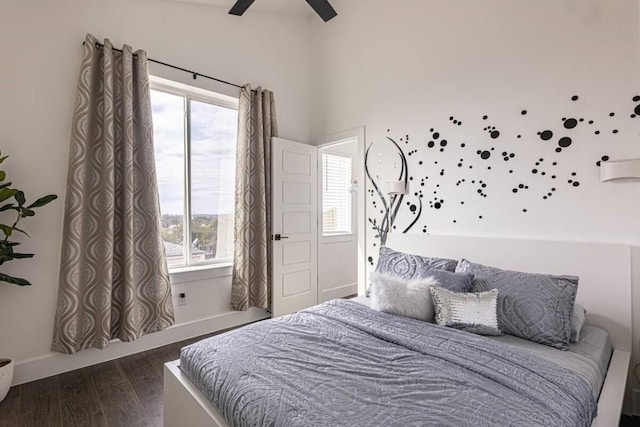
[230,85,278,311]
[52,34,174,354]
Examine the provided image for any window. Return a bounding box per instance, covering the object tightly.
[322,153,353,235]
[150,78,238,269]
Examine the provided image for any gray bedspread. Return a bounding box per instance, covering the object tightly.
[180,299,597,427]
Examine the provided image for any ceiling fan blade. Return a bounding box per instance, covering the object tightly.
[229,0,256,16]
[305,0,337,22]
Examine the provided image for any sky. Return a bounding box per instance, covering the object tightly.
[150,89,238,216]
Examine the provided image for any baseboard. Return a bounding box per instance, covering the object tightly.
[13,308,270,386]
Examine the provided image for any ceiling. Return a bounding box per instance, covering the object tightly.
[164,0,316,17]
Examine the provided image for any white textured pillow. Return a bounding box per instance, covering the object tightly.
[369,271,439,322]
[431,287,501,336]
[571,303,586,343]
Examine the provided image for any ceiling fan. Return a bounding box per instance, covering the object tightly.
[229,0,337,22]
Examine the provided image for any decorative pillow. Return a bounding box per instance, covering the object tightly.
[369,271,439,322]
[375,246,458,281]
[571,303,586,343]
[421,269,474,293]
[430,287,501,336]
[456,259,578,350]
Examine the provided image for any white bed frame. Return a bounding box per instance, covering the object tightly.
[164,234,634,427]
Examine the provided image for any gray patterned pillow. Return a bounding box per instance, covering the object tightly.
[456,259,578,350]
[375,246,458,281]
[430,287,501,336]
[422,269,474,293]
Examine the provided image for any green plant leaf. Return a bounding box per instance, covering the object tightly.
[0,182,12,190]
[0,224,12,238]
[0,188,17,203]
[27,194,57,209]
[0,272,31,286]
[20,208,35,217]
[0,203,14,212]
[12,227,30,238]
[0,171,5,182]
[0,156,8,164]
[11,253,34,259]
[14,191,25,206]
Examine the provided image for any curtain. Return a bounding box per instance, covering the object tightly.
[52,34,174,354]
[230,85,278,311]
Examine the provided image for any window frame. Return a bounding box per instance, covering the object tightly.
[150,76,239,272]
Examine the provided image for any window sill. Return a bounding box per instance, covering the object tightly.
[322,233,355,243]
[169,262,233,284]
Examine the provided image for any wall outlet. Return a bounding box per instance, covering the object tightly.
[177,292,187,306]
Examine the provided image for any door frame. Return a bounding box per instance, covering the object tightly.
[317,126,366,296]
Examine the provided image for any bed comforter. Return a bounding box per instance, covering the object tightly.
[180,299,597,427]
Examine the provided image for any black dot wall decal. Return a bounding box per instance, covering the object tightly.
[477,150,491,160]
[563,118,578,129]
[539,130,553,140]
[485,127,500,139]
[633,96,640,116]
[558,137,572,148]
[365,95,637,255]
[502,152,515,161]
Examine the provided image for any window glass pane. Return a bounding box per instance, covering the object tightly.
[322,153,352,235]
[151,89,186,267]
[189,99,238,263]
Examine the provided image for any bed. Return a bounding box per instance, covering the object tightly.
[164,234,634,427]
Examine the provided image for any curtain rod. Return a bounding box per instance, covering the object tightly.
[84,41,247,91]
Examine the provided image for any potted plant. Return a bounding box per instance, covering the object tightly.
[0,150,57,401]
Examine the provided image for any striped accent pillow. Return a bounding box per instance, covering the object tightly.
[431,287,501,336]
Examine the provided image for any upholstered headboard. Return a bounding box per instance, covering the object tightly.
[385,233,634,351]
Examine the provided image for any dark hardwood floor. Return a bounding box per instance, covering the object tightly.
[2,329,640,426]
[0,333,215,427]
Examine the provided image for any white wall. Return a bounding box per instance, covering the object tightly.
[0,0,311,384]
[312,0,640,244]
[310,0,640,412]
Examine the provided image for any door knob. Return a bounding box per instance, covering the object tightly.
[273,234,289,241]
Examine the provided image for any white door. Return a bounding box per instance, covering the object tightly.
[272,137,318,317]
